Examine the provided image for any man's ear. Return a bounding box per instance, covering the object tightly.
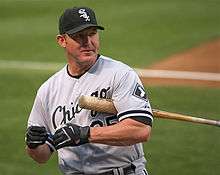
[56,35,66,48]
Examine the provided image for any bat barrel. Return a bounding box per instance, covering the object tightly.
[79,95,117,114]
[79,95,220,128]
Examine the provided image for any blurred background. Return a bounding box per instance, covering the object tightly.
[0,0,220,174]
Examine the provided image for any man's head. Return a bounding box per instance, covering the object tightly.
[57,7,104,66]
[59,6,104,35]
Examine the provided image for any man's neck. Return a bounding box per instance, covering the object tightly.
[67,56,98,77]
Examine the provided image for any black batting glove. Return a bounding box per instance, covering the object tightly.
[25,126,48,149]
[53,123,90,150]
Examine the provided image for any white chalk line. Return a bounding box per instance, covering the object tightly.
[0,60,220,82]
[135,68,220,82]
[0,60,64,71]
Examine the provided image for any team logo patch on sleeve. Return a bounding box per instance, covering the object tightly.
[132,83,148,101]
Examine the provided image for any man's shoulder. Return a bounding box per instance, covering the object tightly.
[37,65,66,94]
[96,55,139,84]
[99,55,133,72]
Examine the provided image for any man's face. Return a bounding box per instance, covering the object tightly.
[57,27,100,64]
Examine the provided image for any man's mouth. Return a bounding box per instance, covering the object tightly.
[81,49,95,53]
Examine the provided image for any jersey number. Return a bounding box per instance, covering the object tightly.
[90,87,114,127]
[90,115,118,127]
[90,87,110,117]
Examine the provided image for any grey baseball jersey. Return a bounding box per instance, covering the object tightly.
[27,55,153,174]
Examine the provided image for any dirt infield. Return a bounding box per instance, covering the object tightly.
[141,39,220,88]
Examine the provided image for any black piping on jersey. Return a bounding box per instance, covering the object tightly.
[118,110,153,118]
[130,116,152,127]
[143,169,148,175]
[117,110,153,126]
[66,54,100,79]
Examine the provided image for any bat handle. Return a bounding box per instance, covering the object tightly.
[153,109,220,127]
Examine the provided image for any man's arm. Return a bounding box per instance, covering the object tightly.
[25,126,55,163]
[26,144,52,164]
[53,118,151,149]
[89,118,151,146]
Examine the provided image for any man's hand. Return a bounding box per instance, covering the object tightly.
[26,126,48,149]
[53,123,90,150]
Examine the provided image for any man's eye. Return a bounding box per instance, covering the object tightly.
[89,31,97,36]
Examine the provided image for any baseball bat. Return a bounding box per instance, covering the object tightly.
[79,95,220,127]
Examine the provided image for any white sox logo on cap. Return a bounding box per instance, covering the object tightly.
[78,9,90,21]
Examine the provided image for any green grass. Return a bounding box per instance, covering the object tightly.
[145,86,220,175]
[1,0,220,66]
[145,87,220,175]
[0,69,220,175]
[0,0,220,175]
[0,69,61,175]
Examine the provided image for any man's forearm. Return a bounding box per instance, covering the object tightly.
[26,144,52,164]
[89,118,151,146]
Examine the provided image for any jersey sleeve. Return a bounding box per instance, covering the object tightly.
[27,91,55,151]
[27,92,48,128]
[112,69,153,126]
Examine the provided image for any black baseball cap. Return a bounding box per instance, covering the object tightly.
[59,7,104,35]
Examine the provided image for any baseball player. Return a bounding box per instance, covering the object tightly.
[25,6,153,175]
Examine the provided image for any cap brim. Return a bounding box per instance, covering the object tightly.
[66,24,104,34]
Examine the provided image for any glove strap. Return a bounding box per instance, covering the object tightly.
[45,134,56,152]
[79,126,90,144]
